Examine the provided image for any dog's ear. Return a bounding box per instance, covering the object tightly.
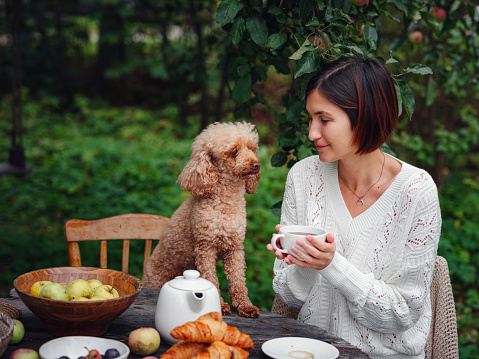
[245,170,261,194]
[177,150,219,197]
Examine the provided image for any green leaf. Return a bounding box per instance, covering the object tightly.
[289,39,315,60]
[387,0,409,16]
[271,151,288,167]
[285,99,304,122]
[385,54,399,65]
[363,25,378,51]
[297,144,313,160]
[404,64,433,76]
[268,5,283,16]
[396,79,415,120]
[299,0,316,25]
[216,0,243,26]
[426,77,437,107]
[345,44,364,55]
[306,17,321,27]
[237,64,250,77]
[230,17,245,46]
[394,82,403,118]
[232,76,252,103]
[246,12,268,46]
[294,51,321,78]
[383,9,400,23]
[333,8,353,23]
[266,32,287,51]
[335,0,352,13]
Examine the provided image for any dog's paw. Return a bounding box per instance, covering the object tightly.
[221,302,231,315]
[236,304,260,318]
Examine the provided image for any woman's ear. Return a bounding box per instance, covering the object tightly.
[178,150,219,197]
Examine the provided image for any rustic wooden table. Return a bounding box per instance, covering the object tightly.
[1,287,369,358]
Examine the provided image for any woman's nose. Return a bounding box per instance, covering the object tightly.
[308,120,321,141]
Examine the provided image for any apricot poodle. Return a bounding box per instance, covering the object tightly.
[143,121,261,318]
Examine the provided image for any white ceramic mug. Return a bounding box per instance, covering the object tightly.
[271,225,326,260]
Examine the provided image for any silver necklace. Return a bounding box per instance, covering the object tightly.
[338,152,386,206]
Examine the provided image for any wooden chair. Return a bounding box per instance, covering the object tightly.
[271,255,459,358]
[65,213,169,279]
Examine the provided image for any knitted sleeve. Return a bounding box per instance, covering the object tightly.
[272,162,319,311]
[320,171,442,333]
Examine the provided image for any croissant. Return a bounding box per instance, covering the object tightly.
[170,312,254,349]
[160,340,209,358]
[193,341,249,359]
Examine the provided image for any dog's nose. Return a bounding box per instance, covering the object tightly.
[252,162,260,172]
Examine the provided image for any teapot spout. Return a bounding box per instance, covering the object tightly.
[189,291,206,312]
[193,291,205,300]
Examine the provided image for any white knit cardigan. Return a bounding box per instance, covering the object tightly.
[273,155,441,359]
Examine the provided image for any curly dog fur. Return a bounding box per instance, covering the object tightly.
[143,122,261,318]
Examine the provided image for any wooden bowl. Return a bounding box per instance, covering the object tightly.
[13,267,142,337]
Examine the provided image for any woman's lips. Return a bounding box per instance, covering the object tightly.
[316,145,328,151]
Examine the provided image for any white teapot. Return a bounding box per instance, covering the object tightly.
[154,269,222,344]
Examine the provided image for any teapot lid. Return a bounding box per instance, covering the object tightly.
[168,270,214,291]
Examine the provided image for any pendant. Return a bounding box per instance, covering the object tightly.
[356,199,364,206]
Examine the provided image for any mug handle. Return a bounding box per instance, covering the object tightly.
[271,234,288,254]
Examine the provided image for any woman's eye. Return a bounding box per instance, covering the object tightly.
[321,119,330,124]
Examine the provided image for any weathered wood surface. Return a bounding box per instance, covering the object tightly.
[1,287,369,358]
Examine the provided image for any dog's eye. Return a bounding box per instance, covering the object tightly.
[230,150,238,157]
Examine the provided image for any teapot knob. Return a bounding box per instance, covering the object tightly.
[183,270,200,280]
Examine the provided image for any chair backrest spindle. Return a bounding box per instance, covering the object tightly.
[64,213,169,279]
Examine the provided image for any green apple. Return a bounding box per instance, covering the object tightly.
[8,319,25,345]
[66,279,93,300]
[39,283,70,301]
[89,295,106,301]
[71,297,90,302]
[94,285,119,299]
[87,279,103,292]
[29,281,52,296]
[10,349,39,359]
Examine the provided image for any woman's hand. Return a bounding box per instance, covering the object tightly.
[290,233,336,270]
[267,224,336,270]
[267,224,289,260]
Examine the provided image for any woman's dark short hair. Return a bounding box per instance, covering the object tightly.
[305,56,398,155]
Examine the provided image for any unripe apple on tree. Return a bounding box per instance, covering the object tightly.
[353,0,369,6]
[408,31,423,44]
[431,7,447,21]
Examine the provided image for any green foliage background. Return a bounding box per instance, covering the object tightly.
[0,0,478,357]
[1,93,478,357]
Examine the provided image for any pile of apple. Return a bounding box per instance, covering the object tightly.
[30,279,120,301]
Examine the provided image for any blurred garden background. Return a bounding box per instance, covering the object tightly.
[0,0,478,356]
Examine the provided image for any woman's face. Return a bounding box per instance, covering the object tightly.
[306,90,358,163]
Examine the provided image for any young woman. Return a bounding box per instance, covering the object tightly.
[267,56,441,358]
